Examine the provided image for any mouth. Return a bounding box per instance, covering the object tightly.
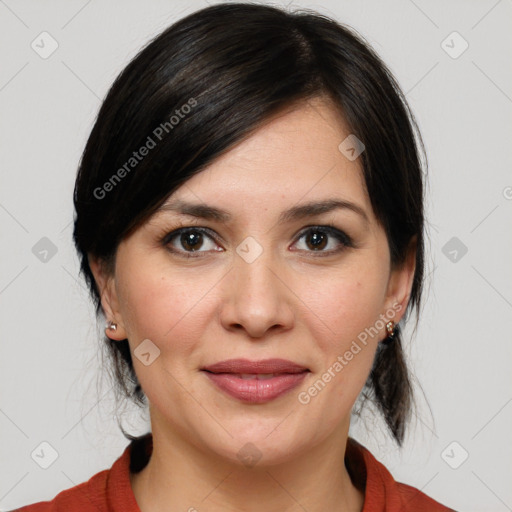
[201,358,310,403]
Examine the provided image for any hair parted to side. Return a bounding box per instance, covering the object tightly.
[73,2,426,447]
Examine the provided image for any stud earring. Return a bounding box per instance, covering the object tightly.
[382,321,397,344]
[106,321,117,332]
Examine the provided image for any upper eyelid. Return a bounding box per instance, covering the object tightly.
[164,224,351,249]
[166,224,342,238]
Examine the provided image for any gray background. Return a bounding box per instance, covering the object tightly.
[1,0,511,510]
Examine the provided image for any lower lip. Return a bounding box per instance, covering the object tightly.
[203,371,309,403]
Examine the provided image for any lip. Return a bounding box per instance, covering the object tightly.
[202,358,308,374]
[201,358,310,404]
[203,372,309,403]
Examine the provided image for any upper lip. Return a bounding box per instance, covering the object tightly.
[202,358,309,374]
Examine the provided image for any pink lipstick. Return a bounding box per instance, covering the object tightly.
[201,358,309,404]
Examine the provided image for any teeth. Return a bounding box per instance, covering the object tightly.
[238,373,277,380]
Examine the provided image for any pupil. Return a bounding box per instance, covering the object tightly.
[182,231,202,251]
[308,231,327,250]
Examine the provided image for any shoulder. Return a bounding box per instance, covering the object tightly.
[346,437,457,512]
[391,480,456,511]
[13,434,151,512]
[13,467,110,511]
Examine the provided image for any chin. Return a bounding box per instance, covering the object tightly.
[208,426,310,468]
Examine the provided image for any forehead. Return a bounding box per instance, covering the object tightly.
[160,97,371,222]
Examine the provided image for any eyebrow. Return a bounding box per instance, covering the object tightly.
[157,198,369,226]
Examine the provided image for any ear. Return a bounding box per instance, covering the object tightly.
[383,236,417,324]
[88,255,128,340]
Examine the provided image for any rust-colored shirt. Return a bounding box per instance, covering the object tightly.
[15,434,456,511]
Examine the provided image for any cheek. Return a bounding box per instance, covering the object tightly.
[116,257,218,355]
[298,266,388,352]
[292,275,382,424]
[292,263,388,410]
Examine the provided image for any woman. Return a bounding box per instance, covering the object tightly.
[17,2,456,511]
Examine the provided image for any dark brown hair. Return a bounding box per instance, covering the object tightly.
[73,2,426,446]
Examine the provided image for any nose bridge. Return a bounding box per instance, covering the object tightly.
[236,244,277,297]
[220,236,294,336]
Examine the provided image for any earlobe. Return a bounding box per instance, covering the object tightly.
[88,254,127,341]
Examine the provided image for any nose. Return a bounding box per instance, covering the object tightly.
[219,248,295,339]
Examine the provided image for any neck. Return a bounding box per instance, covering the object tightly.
[130,419,365,512]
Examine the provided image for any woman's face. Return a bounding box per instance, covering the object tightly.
[92,97,414,466]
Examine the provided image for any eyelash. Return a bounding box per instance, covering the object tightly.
[160,224,354,259]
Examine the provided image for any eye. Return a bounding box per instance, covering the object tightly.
[161,224,354,259]
[163,227,222,258]
[292,225,353,255]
